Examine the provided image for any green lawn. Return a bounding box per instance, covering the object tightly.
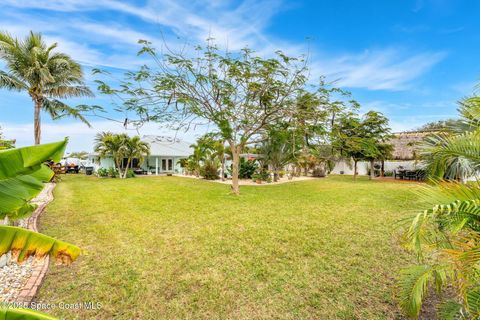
[37,175,426,319]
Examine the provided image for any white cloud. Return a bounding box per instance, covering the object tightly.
[1,120,208,151]
[311,48,446,90]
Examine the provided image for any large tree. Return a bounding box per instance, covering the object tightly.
[332,110,392,180]
[96,41,308,194]
[0,31,94,144]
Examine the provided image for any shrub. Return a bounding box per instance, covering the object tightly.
[126,169,135,178]
[108,167,118,178]
[384,170,393,177]
[252,170,270,182]
[200,160,219,180]
[97,168,109,177]
[312,167,326,177]
[239,158,257,179]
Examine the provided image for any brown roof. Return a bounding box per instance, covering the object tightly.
[389,131,431,160]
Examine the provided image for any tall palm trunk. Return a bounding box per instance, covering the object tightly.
[33,97,42,145]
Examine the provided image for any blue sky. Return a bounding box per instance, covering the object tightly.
[1,0,479,151]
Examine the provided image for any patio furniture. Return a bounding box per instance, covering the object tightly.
[405,170,417,180]
[394,170,405,179]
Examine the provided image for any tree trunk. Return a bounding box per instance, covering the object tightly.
[381,160,385,177]
[230,145,240,195]
[123,159,131,179]
[34,98,42,145]
[369,160,375,180]
[353,160,358,181]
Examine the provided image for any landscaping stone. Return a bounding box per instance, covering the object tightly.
[0,183,54,303]
[0,258,33,302]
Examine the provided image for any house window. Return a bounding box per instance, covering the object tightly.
[122,158,139,168]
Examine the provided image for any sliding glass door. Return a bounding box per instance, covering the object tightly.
[161,158,173,172]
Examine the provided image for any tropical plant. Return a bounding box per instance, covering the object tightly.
[332,110,392,180]
[398,89,480,319]
[94,132,126,176]
[0,308,56,320]
[94,133,148,179]
[259,127,296,182]
[0,139,80,259]
[95,40,308,194]
[0,127,15,150]
[97,167,109,177]
[238,158,258,179]
[0,31,94,144]
[0,140,81,318]
[121,136,149,179]
[199,159,219,180]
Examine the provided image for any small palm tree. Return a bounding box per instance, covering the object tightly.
[94,132,127,175]
[121,136,150,178]
[0,31,94,144]
[399,90,480,319]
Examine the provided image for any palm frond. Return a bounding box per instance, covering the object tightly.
[42,99,91,127]
[0,70,26,91]
[0,226,81,264]
[437,300,465,320]
[399,265,439,317]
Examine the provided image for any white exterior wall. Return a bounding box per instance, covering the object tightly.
[330,160,420,175]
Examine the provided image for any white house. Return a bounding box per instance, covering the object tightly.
[88,135,193,175]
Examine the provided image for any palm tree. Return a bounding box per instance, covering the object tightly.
[398,91,480,319]
[121,136,150,178]
[94,132,127,176]
[420,96,480,181]
[259,128,296,182]
[0,31,94,144]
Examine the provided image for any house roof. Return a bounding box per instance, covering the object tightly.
[89,135,193,158]
[142,135,192,157]
[389,131,432,160]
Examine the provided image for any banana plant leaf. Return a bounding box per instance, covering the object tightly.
[0,308,57,320]
[0,139,67,219]
[0,226,80,264]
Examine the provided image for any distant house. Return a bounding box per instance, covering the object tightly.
[331,130,431,175]
[88,135,193,174]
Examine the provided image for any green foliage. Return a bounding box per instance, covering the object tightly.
[0,31,96,143]
[108,167,118,178]
[239,158,258,179]
[0,139,67,219]
[199,160,219,180]
[332,110,392,179]
[94,132,149,179]
[94,40,310,194]
[97,168,109,177]
[0,139,80,267]
[252,170,271,182]
[420,95,480,181]
[0,225,80,264]
[126,169,135,179]
[0,307,57,319]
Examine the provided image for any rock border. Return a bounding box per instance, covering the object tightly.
[16,183,56,303]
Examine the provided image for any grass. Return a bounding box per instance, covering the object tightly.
[37,175,427,319]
